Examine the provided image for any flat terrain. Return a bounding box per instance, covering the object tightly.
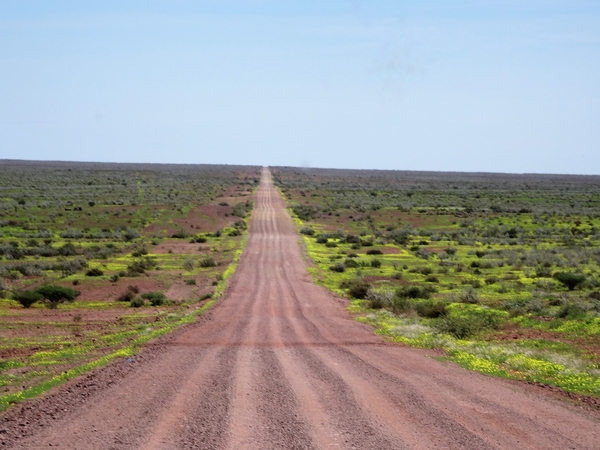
[2,169,599,449]
[0,162,257,403]
[272,166,600,398]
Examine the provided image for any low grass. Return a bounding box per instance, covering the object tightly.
[279,170,600,399]
[0,231,249,411]
[0,162,259,410]
[356,308,600,396]
[0,299,217,411]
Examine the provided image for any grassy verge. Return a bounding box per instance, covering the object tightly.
[0,299,214,410]
[355,306,600,395]
[0,163,260,411]
[0,229,249,411]
[290,212,600,398]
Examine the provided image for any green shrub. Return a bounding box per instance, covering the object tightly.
[416,248,431,259]
[458,287,480,304]
[341,279,371,299]
[360,238,374,247]
[13,290,43,308]
[390,296,411,314]
[325,241,338,248]
[300,227,315,236]
[199,256,217,268]
[126,257,157,276]
[131,247,148,257]
[117,285,139,302]
[366,249,383,255]
[344,234,360,244]
[58,243,77,256]
[501,299,530,317]
[437,303,508,338]
[437,316,473,339]
[329,263,345,273]
[122,229,140,241]
[292,205,317,221]
[414,300,447,318]
[553,272,586,291]
[389,229,411,245]
[344,258,359,269]
[117,290,135,302]
[485,276,498,285]
[130,297,145,308]
[367,289,394,309]
[231,201,248,216]
[424,275,439,283]
[527,298,546,314]
[416,266,433,275]
[396,286,432,299]
[556,302,587,319]
[548,295,565,306]
[316,235,328,244]
[34,285,80,309]
[370,259,382,268]
[535,266,553,278]
[85,267,104,277]
[502,298,528,311]
[141,291,166,306]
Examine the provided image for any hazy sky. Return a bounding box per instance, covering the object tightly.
[1,1,599,174]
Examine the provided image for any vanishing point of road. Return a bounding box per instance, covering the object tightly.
[8,169,599,449]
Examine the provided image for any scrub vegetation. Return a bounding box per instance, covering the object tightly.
[0,160,259,410]
[273,166,600,397]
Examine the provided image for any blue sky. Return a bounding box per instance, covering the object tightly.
[1,1,599,174]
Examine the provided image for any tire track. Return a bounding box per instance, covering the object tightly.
[226,177,314,449]
[267,220,401,449]
[144,233,269,449]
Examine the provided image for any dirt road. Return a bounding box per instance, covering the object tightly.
[4,168,599,449]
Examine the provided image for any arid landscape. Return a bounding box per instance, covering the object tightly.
[3,1,599,447]
[0,161,259,413]
[0,165,599,448]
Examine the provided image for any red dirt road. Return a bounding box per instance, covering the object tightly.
[4,169,599,449]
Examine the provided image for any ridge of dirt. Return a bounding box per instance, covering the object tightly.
[2,168,599,449]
